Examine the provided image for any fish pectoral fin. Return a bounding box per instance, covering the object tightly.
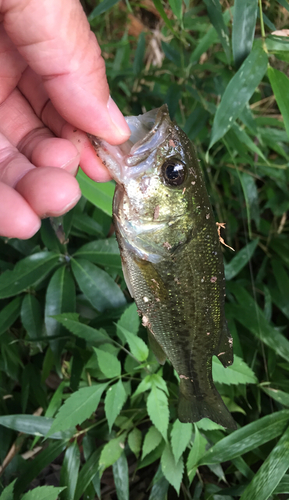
[214,319,234,368]
[147,329,167,365]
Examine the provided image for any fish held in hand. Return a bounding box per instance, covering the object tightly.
[89,105,236,429]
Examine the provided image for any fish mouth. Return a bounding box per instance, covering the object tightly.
[88,105,171,183]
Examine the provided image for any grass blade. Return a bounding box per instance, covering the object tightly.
[232,0,258,67]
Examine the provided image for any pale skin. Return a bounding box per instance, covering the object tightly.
[0,0,131,239]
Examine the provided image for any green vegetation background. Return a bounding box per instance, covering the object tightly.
[1,0,289,499]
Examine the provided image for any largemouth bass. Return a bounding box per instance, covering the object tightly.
[89,105,236,429]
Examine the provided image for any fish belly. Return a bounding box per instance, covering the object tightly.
[116,224,235,428]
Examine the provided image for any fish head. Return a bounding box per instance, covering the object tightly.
[89,105,206,226]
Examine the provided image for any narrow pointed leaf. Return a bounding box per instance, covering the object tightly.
[171,420,192,463]
[15,441,66,497]
[105,380,127,431]
[240,426,289,500]
[94,347,121,378]
[232,0,258,67]
[161,443,184,494]
[198,410,289,465]
[53,314,110,344]
[21,486,66,500]
[74,238,121,268]
[225,239,259,280]
[21,294,43,339]
[142,426,163,460]
[60,440,80,500]
[210,41,268,147]
[268,66,289,139]
[99,434,126,472]
[0,480,16,500]
[112,452,129,500]
[213,355,257,385]
[0,251,60,298]
[117,324,148,361]
[72,258,126,312]
[74,449,101,500]
[0,296,22,336]
[0,415,72,440]
[47,383,108,436]
[187,426,208,484]
[76,169,114,215]
[147,385,169,442]
[45,266,75,338]
[128,428,142,458]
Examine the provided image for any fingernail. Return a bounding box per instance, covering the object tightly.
[107,96,131,138]
[61,154,80,176]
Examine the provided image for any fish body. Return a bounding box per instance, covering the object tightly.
[89,105,235,429]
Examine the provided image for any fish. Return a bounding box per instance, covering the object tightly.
[89,105,236,429]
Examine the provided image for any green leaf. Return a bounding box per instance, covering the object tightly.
[60,440,80,500]
[147,385,169,442]
[112,452,129,500]
[105,379,127,431]
[142,426,163,460]
[47,383,108,436]
[133,375,152,398]
[21,486,66,500]
[261,387,289,408]
[133,32,146,75]
[198,410,289,465]
[128,427,142,458]
[171,420,192,463]
[94,347,121,378]
[240,425,289,500]
[88,0,120,20]
[74,449,101,500]
[117,302,140,338]
[203,0,230,63]
[187,426,208,484]
[21,294,43,340]
[0,251,60,299]
[268,66,289,140]
[76,169,114,216]
[161,443,184,494]
[229,285,289,362]
[149,473,169,500]
[196,418,225,431]
[74,238,121,268]
[72,258,126,312]
[276,0,289,12]
[152,0,178,36]
[0,480,16,500]
[99,434,126,472]
[190,26,218,63]
[239,173,260,234]
[232,0,258,67]
[15,441,66,497]
[210,41,268,148]
[116,324,148,362]
[213,355,257,385]
[169,0,182,20]
[225,239,259,281]
[53,314,110,344]
[0,296,22,336]
[45,266,75,342]
[0,415,72,440]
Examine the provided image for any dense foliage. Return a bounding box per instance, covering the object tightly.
[1,1,289,499]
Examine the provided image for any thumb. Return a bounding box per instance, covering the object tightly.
[2,0,130,144]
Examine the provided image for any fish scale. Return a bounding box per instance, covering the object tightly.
[89,105,236,429]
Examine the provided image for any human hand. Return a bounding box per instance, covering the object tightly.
[0,0,130,239]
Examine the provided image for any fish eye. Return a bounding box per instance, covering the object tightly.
[162,158,187,187]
